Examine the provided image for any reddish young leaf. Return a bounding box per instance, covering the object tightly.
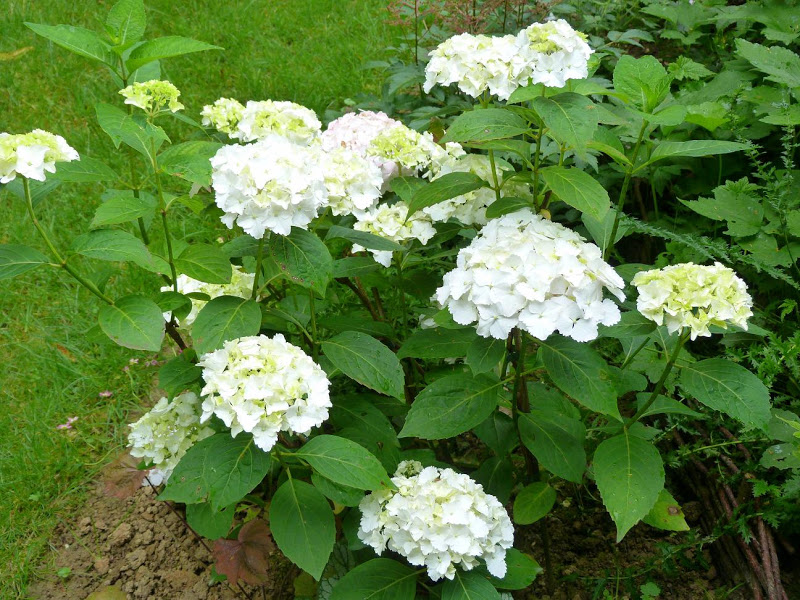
[213,519,275,585]
[103,451,147,499]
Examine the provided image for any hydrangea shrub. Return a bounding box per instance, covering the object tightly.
[4,0,781,596]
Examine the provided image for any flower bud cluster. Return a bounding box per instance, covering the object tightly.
[119,80,184,114]
[201,98,245,135]
[632,262,753,339]
[198,334,331,452]
[0,129,79,183]
[436,209,624,340]
[358,461,514,582]
[127,392,214,485]
[353,202,437,266]
[424,19,592,99]
[161,265,256,327]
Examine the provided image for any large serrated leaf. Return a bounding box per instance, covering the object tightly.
[294,435,391,491]
[269,478,334,580]
[0,244,50,280]
[594,431,664,541]
[440,108,528,144]
[98,295,165,351]
[270,227,333,294]
[159,433,270,509]
[321,332,405,400]
[126,36,223,72]
[539,166,610,221]
[26,23,116,66]
[330,558,417,600]
[191,296,262,355]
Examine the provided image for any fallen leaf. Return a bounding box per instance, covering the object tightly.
[85,585,127,600]
[55,343,77,362]
[0,47,33,62]
[103,451,147,499]
[213,519,275,585]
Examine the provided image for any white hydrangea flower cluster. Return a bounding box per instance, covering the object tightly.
[320,147,384,216]
[424,19,592,99]
[358,460,514,582]
[161,265,256,327]
[127,392,214,486]
[517,20,593,88]
[632,262,753,340]
[234,100,321,145]
[366,123,464,182]
[423,154,527,225]
[119,80,184,114]
[0,129,79,183]
[198,334,331,452]
[436,209,624,341]
[210,137,328,237]
[424,33,529,101]
[321,110,405,184]
[201,98,245,135]
[353,202,437,266]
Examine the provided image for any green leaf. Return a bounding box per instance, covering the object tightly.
[98,295,165,351]
[598,311,656,339]
[321,332,405,400]
[91,192,156,228]
[25,23,116,66]
[160,433,270,509]
[473,412,518,456]
[613,55,671,112]
[55,157,118,183]
[185,502,234,539]
[472,456,514,504]
[269,478,335,580]
[158,354,202,397]
[642,489,689,532]
[532,93,598,157]
[126,36,223,72]
[191,296,262,355]
[332,257,380,278]
[519,410,586,483]
[484,196,531,219]
[311,472,364,507]
[406,172,487,218]
[95,103,169,162]
[680,180,763,238]
[539,166,611,222]
[441,570,501,600]
[325,225,404,252]
[635,393,702,419]
[594,431,664,541]
[466,336,506,375]
[538,336,620,420]
[158,141,223,186]
[174,244,232,285]
[0,244,50,280]
[71,229,157,270]
[270,227,333,294]
[642,140,749,169]
[330,396,400,472]
[735,39,800,89]
[486,549,541,590]
[294,435,391,491]
[679,359,771,429]
[390,177,426,203]
[397,327,477,359]
[106,0,146,45]
[330,558,417,600]
[440,108,529,144]
[513,482,556,525]
[399,374,502,439]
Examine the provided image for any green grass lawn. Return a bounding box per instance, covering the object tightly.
[0,1,395,596]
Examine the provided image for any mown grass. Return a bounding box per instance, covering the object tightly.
[0,1,395,596]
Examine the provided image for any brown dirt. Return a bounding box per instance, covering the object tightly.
[26,485,284,600]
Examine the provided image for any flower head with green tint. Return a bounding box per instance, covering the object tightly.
[632,262,753,339]
[516,19,592,88]
[119,79,185,114]
[366,123,464,182]
[201,97,245,135]
[0,129,79,183]
[234,99,321,145]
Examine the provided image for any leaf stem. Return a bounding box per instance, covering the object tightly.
[605,120,648,260]
[23,178,113,304]
[308,289,318,361]
[487,149,502,204]
[252,237,265,300]
[151,145,178,292]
